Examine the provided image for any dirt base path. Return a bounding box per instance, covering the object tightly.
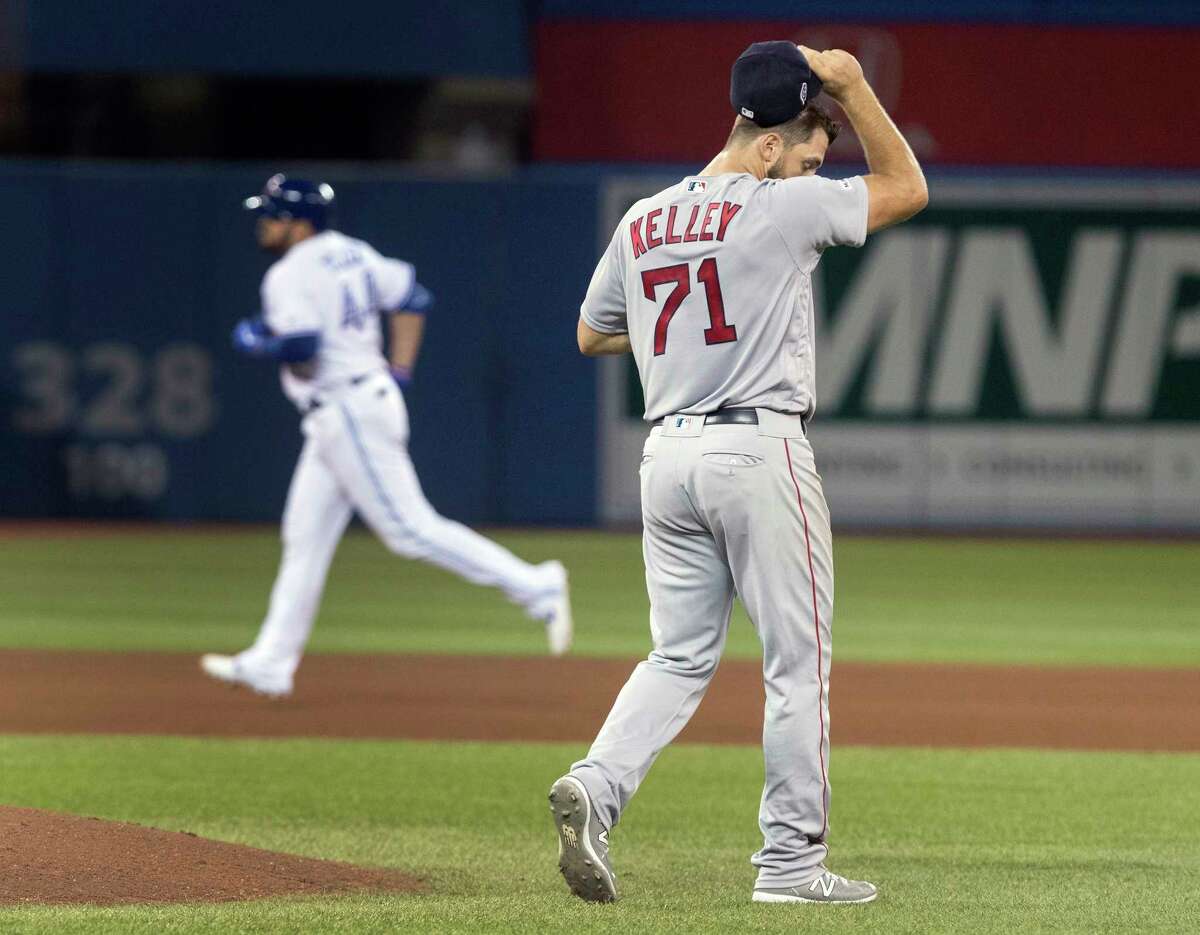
[0,806,420,906]
[2,651,1198,751]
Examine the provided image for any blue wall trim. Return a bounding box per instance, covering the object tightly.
[18,2,529,77]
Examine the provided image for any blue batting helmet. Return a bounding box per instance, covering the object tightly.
[243,173,335,230]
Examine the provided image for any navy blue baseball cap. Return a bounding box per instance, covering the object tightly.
[730,41,822,127]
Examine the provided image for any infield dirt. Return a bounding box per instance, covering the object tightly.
[2,650,1197,751]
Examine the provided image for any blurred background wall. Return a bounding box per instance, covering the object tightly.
[1,1,1198,530]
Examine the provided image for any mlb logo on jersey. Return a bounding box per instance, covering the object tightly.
[687,180,708,193]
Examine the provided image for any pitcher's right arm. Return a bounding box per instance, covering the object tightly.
[799,46,928,233]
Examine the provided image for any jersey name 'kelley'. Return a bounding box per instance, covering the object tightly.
[629,201,743,259]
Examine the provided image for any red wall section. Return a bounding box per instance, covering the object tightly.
[534,21,1198,168]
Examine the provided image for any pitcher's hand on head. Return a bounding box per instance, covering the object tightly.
[798,47,865,101]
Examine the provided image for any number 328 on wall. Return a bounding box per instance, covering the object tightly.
[11,341,215,438]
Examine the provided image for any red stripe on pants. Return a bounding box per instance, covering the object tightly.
[784,437,828,840]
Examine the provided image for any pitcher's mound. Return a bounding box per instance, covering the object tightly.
[0,806,422,906]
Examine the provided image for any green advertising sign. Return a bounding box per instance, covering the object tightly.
[816,206,1200,422]
[618,186,1200,424]
[600,178,1200,529]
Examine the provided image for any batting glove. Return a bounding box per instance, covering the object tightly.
[231,317,271,356]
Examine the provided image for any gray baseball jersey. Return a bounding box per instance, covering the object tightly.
[580,172,868,422]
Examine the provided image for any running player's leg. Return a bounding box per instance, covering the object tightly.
[568,430,735,833]
[241,434,353,682]
[327,386,560,612]
[711,429,833,889]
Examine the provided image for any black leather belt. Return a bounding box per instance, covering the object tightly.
[306,373,372,413]
[653,407,759,427]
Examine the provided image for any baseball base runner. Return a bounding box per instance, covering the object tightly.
[549,41,927,904]
[201,175,573,698]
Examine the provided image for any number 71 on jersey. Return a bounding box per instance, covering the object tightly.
[642,258,736,356]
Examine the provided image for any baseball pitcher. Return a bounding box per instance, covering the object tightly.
[201,174,573,698]
[549,43,927,904]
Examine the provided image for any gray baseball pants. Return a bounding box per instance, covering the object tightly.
[571,409,833,889]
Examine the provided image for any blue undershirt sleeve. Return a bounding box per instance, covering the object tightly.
[390,281,433,315]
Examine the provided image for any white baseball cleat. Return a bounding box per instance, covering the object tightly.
[199,654,292,698]
[538,561,573,656]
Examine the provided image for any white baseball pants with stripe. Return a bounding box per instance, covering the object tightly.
[240,372,560,682]
[569,410,834,889]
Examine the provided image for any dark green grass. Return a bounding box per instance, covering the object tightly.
[1,736,1197,933]
[1,529,1197,666]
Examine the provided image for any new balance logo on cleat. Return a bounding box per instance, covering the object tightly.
[548,775,619,903]
[752,868,878,905]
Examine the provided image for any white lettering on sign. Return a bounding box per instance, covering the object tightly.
[1102,232,1200,416]
[816,226,1198,419]
[816,228,949,415]
[929,228,1121,416]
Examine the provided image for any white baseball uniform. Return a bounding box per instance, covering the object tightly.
[569,172,868,889]
[236,229,566,687]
